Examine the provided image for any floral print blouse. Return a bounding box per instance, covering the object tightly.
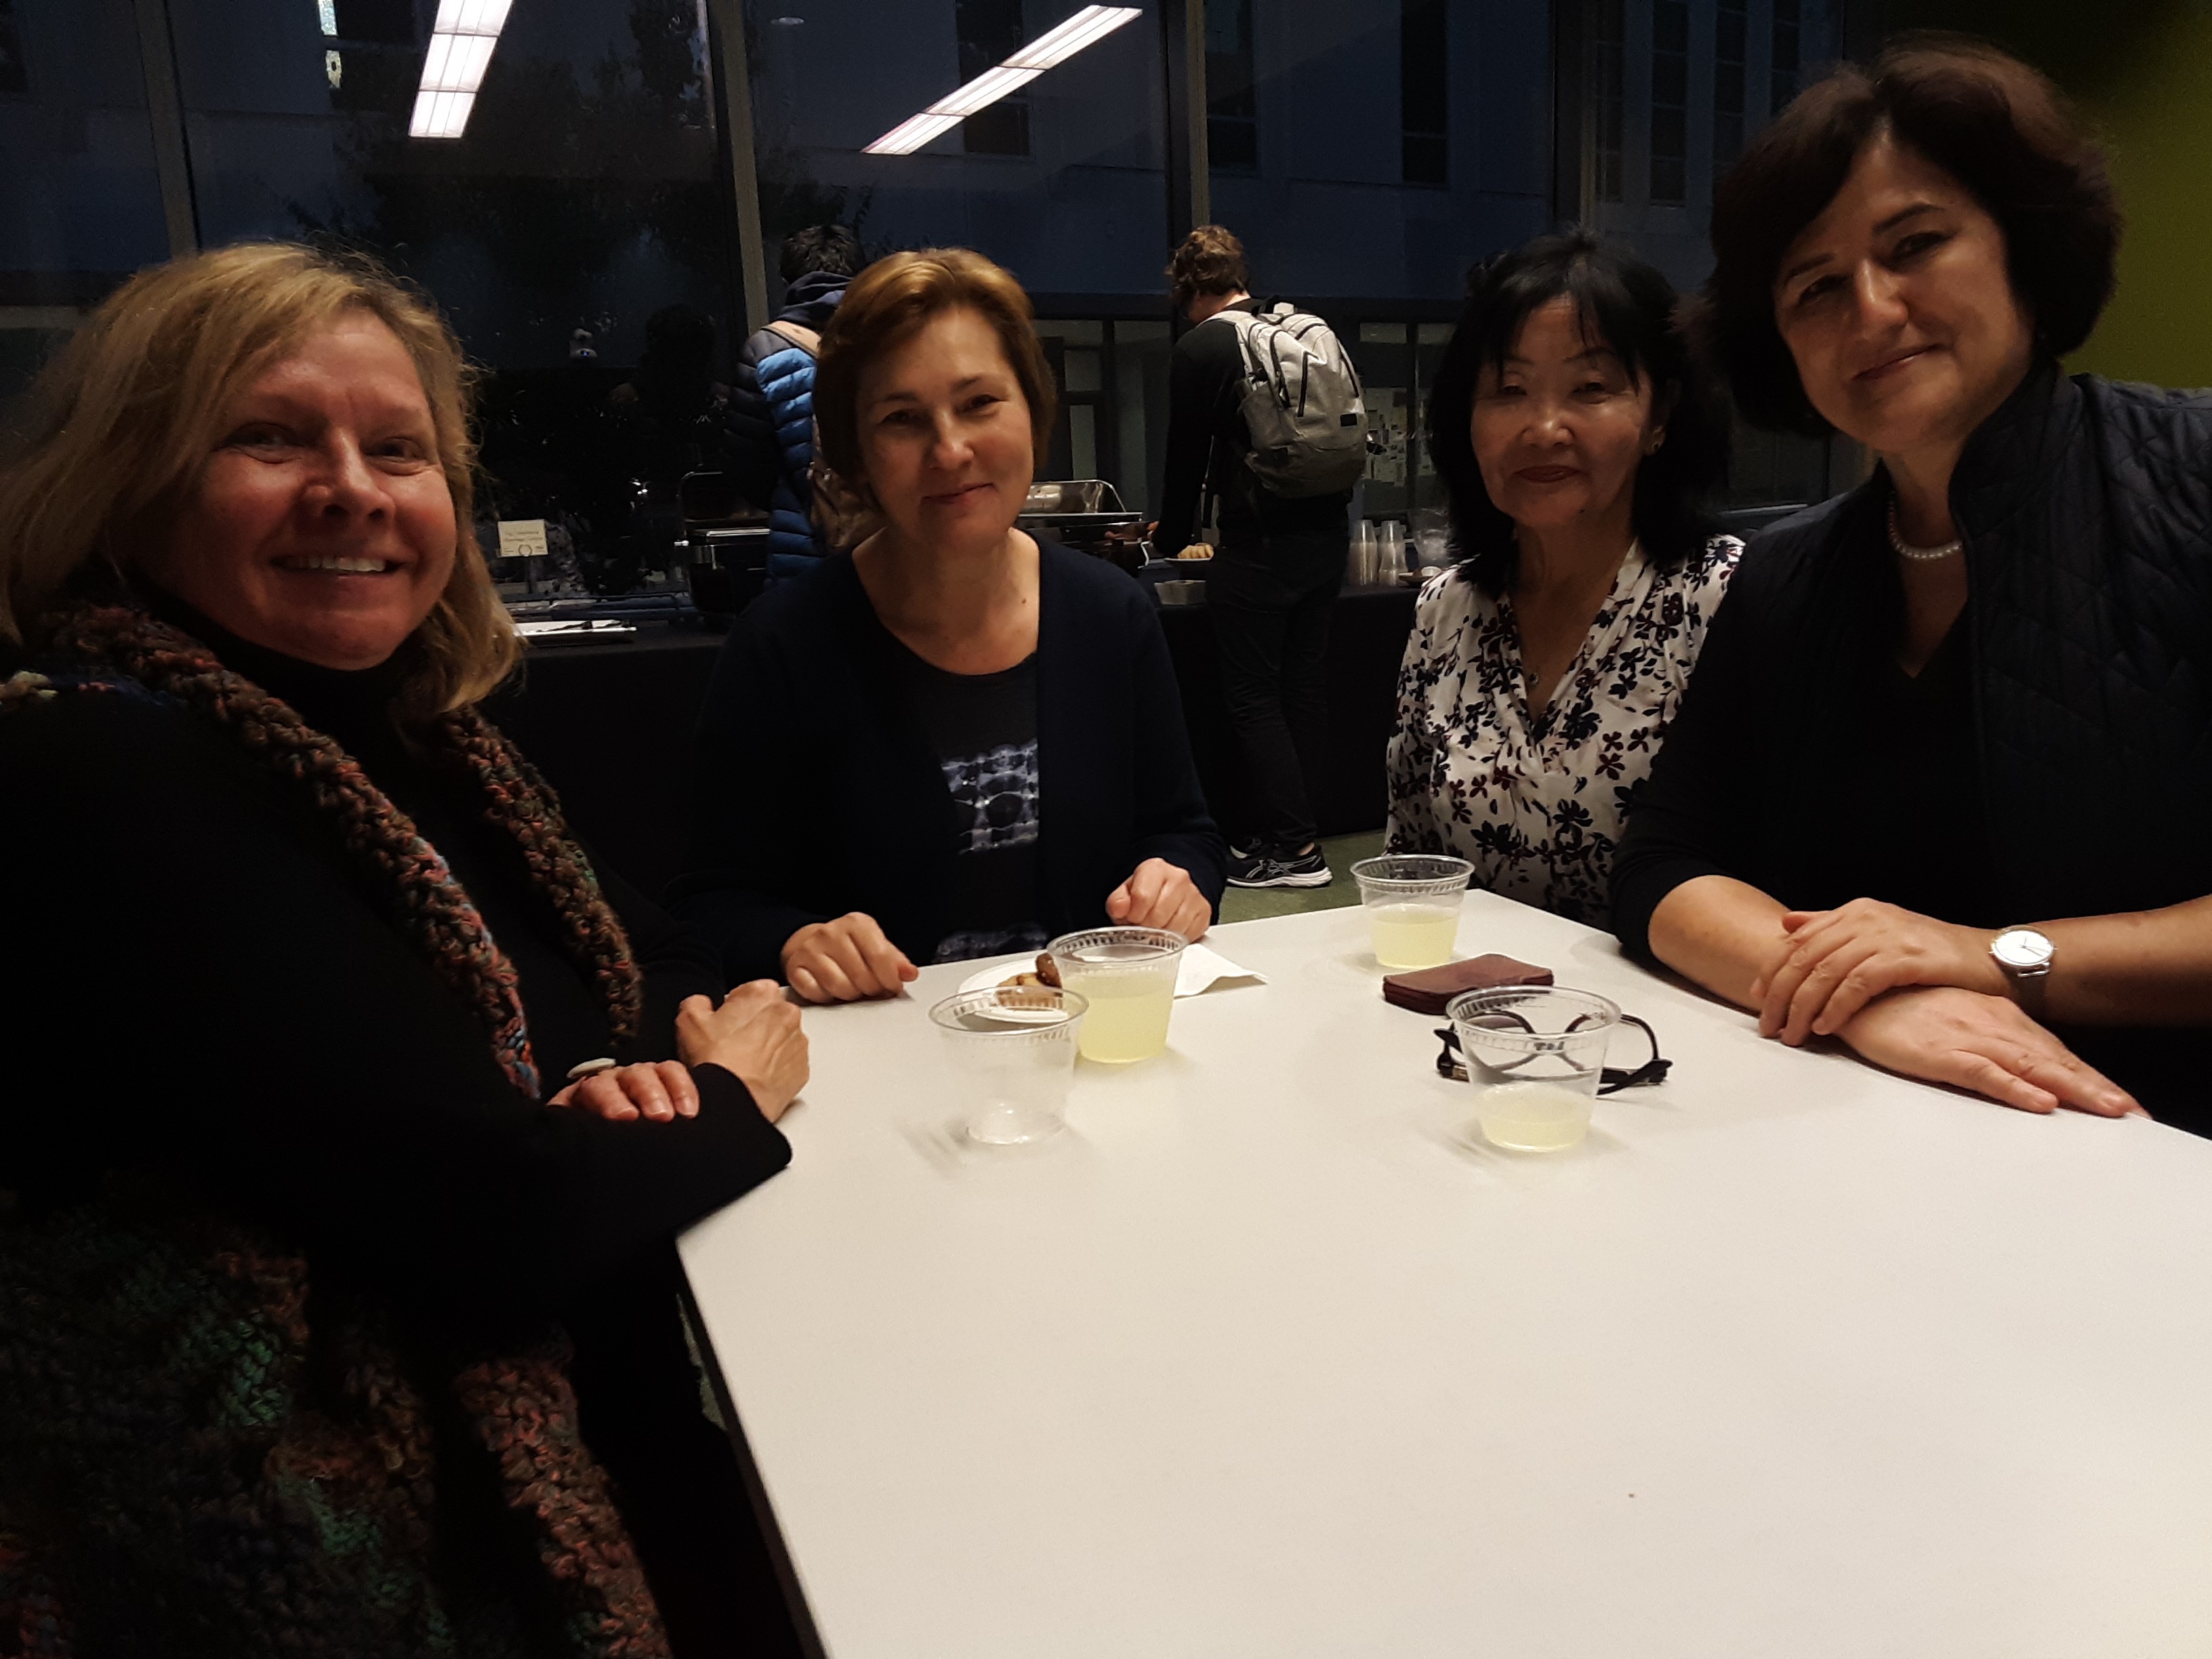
[1386,536,1742,926]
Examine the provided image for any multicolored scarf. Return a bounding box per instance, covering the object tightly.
[0,606,671,1656]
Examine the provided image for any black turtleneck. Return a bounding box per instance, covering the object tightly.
[0,602,792,1328]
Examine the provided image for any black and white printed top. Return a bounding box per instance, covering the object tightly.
[889,642,1048,964]
[1385,535,1742,926]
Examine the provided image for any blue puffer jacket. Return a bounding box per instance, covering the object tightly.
[729,270,847,570]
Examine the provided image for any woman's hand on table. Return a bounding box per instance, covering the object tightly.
[1835,986,2139,1118]
[552,1061,699,1123]
[678,980,811,1123]
[781,913,919,1004]
[1105,857,1211,941]
[1750,897,2001,1043]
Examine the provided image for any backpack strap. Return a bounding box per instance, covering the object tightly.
[765,319,821,356]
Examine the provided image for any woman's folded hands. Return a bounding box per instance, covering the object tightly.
[551,980,811,1125]
[1827,985,2139,1118]
[1748,898,2137,1117]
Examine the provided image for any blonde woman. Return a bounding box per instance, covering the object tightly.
[0,244,803,1654]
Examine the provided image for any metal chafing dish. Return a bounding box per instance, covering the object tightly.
[1017,478,1147,572]
[681,470,772,615]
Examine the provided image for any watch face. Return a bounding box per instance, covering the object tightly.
[1992,928,2055,971]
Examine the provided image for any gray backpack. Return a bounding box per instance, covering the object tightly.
[1211,303,1368,499]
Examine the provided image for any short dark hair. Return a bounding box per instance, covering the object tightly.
[1692,34,2120,434]
[1424,229,1727,596]
[1167,225,1251,310]
[780,224,863,283]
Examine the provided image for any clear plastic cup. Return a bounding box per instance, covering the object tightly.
[1046,927,1187,1063]
[1351,855,1472,968]
[930,985,1089,1145]
[1448,985,1620,1152]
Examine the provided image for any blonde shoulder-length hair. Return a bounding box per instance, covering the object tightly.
[0,241,516,716]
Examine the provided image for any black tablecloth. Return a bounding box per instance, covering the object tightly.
[489,586,1418,899]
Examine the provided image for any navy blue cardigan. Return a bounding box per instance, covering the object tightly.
[671,543,1227,983]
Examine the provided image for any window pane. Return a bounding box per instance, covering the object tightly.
[754,0,1168,303]
[1219,1,1549,303]
[172,0,736,371]
[0,0,170,307]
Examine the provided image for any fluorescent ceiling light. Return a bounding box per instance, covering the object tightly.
[865,112,964,156]
[410,87,476,140]
[926,64,1042,119]
[433,0,513,33]
[863,4,1141,155]
[411,0,512,138]
[421,30,497,93]
[1006,5,1141,70]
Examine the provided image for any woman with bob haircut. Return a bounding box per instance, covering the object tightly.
[0,243,808,1654]
[1387,230,1739,924]
[674,247,1225,1000]
[1613,36,2212,1130]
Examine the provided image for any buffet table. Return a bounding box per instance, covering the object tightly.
[678,893,2212,1658]
[488,584,1418,898]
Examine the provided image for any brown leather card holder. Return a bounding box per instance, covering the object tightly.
[1381,954,1553,1016]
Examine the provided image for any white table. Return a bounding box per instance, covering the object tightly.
[680,894,2212,1658]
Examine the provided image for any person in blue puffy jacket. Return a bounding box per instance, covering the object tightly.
[729,224,861,577]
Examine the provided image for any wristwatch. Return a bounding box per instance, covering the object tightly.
[1990,928,2055,1017]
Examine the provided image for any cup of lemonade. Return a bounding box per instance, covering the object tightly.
[1448,985,1619,1152]
[1046,927,1187,1063]
[1350,855,1472,968]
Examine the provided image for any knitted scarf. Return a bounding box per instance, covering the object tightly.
[0,606,669,1657]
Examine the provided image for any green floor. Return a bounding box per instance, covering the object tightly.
[1216,830,1387,924]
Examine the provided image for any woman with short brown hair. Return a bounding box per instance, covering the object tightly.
[0,242,806,1652]
[674,247,1225,999]
[1612,37,2212,1130]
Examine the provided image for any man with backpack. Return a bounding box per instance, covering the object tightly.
[730,224,863,577]
[1155,224,1364,889]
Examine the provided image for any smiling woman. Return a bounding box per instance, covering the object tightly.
[1613,37,2212,1133]
[672,247,1227,1000]
[1386,230,1737,926]
[0,243,809,1652]
[148,312,460,671]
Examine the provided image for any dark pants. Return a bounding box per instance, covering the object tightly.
[1210,528,1349,851]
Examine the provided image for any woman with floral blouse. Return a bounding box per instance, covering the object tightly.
[1387,231,1740,924]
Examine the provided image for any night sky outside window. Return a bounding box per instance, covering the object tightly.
[1206,0,1257,173]
[1713,0,1747,187]
[1400,0,1447,185]
[1650,0,1687,205]
[1770,0,1802,115]
[958,0,1029,157]
[1589,0,1625,205]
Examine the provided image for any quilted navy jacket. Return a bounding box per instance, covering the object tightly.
[1613,365,2211,1118]
[729,270,846,566]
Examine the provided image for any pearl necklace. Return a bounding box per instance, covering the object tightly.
[1887,502,1963,562]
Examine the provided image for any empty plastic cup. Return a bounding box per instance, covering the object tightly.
[1046,927,1187,1063]
[1351,855,1473,968]
[1448,985,1620,1151]
[930,985,1088,1145]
